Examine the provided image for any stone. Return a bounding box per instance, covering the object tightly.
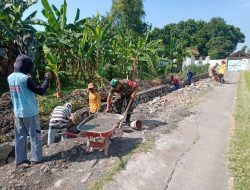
[80,172,92,183]
[7,156,15,163]
[41,130,48,146]
[0,142,14,160]
[71,112,83,125]
[54,179,64,187]
[51,168,57,173]
[34,180,41,185]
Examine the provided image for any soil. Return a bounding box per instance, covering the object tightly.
[0,80,160,144]
[0,78,216,190]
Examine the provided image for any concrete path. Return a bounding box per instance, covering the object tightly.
[104,72,238,190]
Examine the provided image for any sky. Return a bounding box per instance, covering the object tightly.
[23,0,250,51]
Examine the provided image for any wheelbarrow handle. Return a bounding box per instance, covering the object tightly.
[57,132,79,138]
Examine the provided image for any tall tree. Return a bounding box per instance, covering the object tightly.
[206,17,245,58]
[111,0,147,35]
[150,17,245,59]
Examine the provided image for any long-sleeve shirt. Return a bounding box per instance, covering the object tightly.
[27,77,50,95]
[49,105,71,129]
[89,91,101,113]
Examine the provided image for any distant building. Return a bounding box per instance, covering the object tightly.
[227,51,250,71]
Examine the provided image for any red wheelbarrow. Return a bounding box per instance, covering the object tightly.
[64,99,133,155]
[64,113,124,156]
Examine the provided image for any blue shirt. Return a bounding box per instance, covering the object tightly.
[8,72,39,117]
[187,71,194,80]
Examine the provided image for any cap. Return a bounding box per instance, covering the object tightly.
[88,83,95,89]
[110,79,119,87]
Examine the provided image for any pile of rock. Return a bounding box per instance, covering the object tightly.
[0,92,14,143]
[0,142,15,167]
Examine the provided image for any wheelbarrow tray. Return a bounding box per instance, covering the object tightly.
[76,113,123,155]
[77,113,123,134]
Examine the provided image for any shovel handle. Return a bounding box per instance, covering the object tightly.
[118,98,133,128]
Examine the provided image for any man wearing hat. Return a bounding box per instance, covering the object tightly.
[105,79,138,125]
[7,54,52,167]
[88,83,101,114]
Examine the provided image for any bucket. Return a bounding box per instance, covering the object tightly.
[130,120,142,130]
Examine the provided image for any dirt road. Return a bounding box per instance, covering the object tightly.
[104,72,238,190]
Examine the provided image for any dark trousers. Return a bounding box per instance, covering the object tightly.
[114,94,133,114]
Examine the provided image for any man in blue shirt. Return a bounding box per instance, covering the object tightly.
[185,70,194,85]
[8,54,52,168]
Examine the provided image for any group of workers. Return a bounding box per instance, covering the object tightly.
[48,78,139,145]
[208,60,226,82]
[7,54,139,168]
[7,53,226,168]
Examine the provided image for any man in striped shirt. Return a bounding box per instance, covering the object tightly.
[47,102,72,145]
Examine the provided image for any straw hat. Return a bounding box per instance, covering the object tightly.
[88,83,95,89]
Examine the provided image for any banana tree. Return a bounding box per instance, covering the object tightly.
[84,14,112,81]
[165,37,196,73]
[36,0,85,95]
[127,30,163,78]
[43,45,62,98]
[0,0,38,76]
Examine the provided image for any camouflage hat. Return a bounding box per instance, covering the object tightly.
[110,79,119,87]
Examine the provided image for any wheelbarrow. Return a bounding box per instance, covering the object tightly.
[64,113,124,155]
[64,99,133,156]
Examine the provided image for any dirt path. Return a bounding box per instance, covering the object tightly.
[104,72,238,190]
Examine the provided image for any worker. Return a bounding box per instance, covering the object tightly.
[7,54,52,167]
[105,79,138,125]
[185,70,194,85]
[218,60,226,83]
[170,75,180,91]
[88,83,101,114]
[208,62,219,81]
[47,102,72,145]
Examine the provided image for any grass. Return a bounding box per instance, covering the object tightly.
[228,71,250,190]
[37,80,88,127]
[87,136,156,190]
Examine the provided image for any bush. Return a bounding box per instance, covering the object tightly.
[181,64,209,78]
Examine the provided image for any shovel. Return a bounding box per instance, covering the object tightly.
[118,98,133,128]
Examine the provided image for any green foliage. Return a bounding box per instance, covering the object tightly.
[182,64,209,76]
[0,76,8,96]
[229,72,250,190]
[0,0,246,99]
[0,0,37,52]
[111,0,147,35]
[0,0,38,77]
[151,17,245,59]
